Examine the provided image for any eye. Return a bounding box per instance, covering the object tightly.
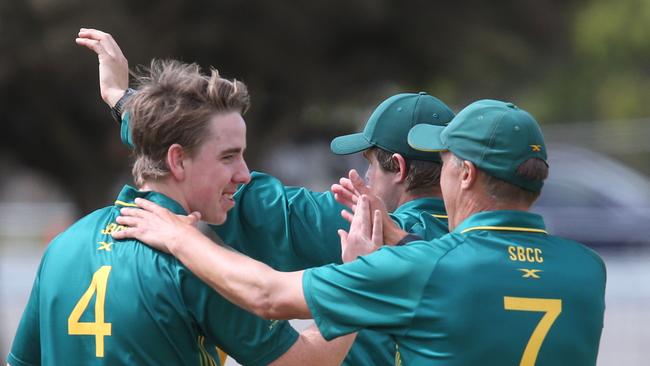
[221,154,235,162]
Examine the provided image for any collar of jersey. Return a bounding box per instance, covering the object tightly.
[115,185,188,216]
[393,196,447,219]
[453,210,547,235]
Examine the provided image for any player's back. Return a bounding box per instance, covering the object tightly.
[14,204,219,365]
[403,211,606,365]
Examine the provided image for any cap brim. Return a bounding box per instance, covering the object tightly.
[330,133,373,155]
[408,124,448,152]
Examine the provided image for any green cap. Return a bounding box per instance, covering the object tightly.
[408,99,548,192]
[330,92,455,161]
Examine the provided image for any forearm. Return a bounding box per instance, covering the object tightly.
[171,227,309,319]
[270,325,356,366]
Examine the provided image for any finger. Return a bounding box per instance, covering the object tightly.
[340,209,353,223]
[338,229,348,245]
[372,209,383,247]
[75,38,104,54]
[115,215,142,228]
[338,229,349,258]
[350,195,371,238]
[111,226,137,240]
[119,207,146,218]
[339,178,359,197]
[332,185,357,209]
[78,29,123,58]
[187,211,202,224]
[77,28,109,41]
[134,197,168,215]
[349,169,370,195]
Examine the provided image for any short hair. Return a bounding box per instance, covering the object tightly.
[127,59,250,187]
[451,154,548,205]
[372,147,442,194]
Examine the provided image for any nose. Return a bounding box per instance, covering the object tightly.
[234,158,251,184]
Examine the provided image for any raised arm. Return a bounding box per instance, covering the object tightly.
[75,28,129,108]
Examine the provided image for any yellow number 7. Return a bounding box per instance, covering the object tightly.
[504,296,562,366]
[68,266,112,357]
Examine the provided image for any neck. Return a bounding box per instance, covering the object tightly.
[140,179,190,213]
[396,187,443,208]
[448,193,529,231]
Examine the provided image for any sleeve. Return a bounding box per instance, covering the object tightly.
[7,264,43,366]
[179,267,299,366]
[120,112,134,149]
[210,172,350,270]
[302,243,435,340]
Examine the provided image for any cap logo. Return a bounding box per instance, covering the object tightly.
[530,145,542,152]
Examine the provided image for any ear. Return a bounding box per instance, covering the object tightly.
[166,143,186,181]
[392,153,408,183]
[460,160,478,190]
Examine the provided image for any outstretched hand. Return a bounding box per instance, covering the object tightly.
[332,169,407,245]
[338,195,383,262]
[75,28,129,107]
[331,169,369,210]
[112,198,202,254]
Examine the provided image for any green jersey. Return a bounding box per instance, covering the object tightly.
[390,196,448,239]
[211,172,449,365]
[8,185,297,366]
[303,210,606,366]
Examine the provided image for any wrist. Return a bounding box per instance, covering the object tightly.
[106,89,127,108]
[110,88,135,123]
[385,227,408,245]
[169,225,202,256]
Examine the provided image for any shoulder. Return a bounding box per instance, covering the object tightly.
[548,235,606,272]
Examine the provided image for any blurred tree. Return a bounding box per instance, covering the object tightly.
[521,0,650,123]
[0,0,584,212]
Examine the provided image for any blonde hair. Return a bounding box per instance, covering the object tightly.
[126,59,250,186]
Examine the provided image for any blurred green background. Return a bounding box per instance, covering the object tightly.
[1,0,649,365]
[2,0,650,212]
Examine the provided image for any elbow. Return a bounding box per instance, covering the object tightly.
[248,290,288,320]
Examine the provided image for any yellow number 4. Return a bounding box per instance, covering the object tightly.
[68,266,112,357]
[504,296,562,366]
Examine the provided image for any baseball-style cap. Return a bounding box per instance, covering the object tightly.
[408,99,548,192]
[330,92,455,161]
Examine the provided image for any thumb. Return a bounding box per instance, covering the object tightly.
[188,211,202,225]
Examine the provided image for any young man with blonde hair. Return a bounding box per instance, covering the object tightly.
[7,54,353,366]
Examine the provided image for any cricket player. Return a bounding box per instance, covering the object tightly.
[7,58,354,366]
[114,99,607,365]
[80,28,454,365]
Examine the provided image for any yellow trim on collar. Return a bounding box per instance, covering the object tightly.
[114,200,138,207]
[431,214,448,219]
[460,226,547,234]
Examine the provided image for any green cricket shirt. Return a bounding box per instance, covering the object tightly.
[8,185,298,366]
[211,172,450,365]
[303,210,606,366]
[391,196,448,240]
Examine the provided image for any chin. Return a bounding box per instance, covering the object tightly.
[202,211,227,225]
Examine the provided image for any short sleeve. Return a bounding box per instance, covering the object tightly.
[8,264,43,366]
[302,243,436,340]
[211,172,349,270]
[179,266,298,366]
